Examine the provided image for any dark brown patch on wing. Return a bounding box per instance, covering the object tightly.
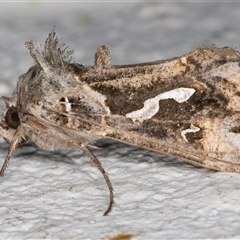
[182,124,203,144]
[129,120,168,139]
[230,126,240,133]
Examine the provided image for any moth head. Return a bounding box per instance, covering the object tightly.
[0,98,26,146]
[0,96,19,132]
[4,107,20,130]
[12,29,76,111]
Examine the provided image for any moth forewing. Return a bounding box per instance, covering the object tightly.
[1,30,240,216]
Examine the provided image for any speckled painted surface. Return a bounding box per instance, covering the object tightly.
[1,2,240,240]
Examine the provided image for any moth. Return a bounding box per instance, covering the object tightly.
[1,29,240,216]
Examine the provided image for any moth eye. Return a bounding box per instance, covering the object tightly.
[5,108,20,129]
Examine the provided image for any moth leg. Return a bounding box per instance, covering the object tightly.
[0,125,26,177]
[0,124,15,143]
[82,144,114,216]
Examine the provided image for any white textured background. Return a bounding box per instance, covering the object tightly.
[1,2,240,240]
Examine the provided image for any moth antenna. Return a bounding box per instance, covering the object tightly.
[25,41,52,75]
[25,29,74,74]
[44,29,74,67]
[82,144,114,216]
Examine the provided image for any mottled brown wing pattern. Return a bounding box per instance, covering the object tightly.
[48,45,240,172]
[1,29,240,216]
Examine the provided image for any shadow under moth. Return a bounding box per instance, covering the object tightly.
[1,29,240,215]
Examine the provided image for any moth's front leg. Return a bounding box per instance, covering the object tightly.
[0,123,15,144]
[0,122,28,176]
